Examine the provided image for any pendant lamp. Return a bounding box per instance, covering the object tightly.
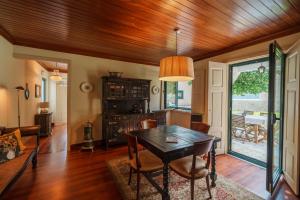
[50,70,62,81]
[159,28,194,81]
[50,62,62,81]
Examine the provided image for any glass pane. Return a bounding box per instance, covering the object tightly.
[231,59,269,163]
[166,82,176,108]
[177,81,192,109]
[272,50,283,179]
[41,78,46,102]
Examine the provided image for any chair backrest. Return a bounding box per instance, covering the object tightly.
[243,110,254,116]
[126,134,141,168]
[190,122,210,134]
[192,138,214,170]
[193,138,214,156]
[232,114,245,129]
[260,112,268,116]
[140,119,157,129]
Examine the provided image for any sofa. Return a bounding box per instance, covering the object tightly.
[0,126,40,197]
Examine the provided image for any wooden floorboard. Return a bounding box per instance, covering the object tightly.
[2,125,299,200]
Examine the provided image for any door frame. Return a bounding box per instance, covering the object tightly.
[227,57,269,167]
[266,42,285,193]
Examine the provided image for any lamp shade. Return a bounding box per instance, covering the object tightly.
[159,56,194,81]
[39,102,49,109]
[50,70,62,81]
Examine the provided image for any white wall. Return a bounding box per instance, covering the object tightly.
[0,36,26,127]
[0,36,49,127]
[24,60,49,125]
[12,44,161,147]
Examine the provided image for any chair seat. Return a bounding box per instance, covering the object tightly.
[129,150,163,172]
[170,155,209,179]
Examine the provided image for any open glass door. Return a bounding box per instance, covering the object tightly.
[266,41,285,193]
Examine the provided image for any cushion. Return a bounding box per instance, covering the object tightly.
[170,155,209,179]
[0,133,21,164]
[129,150,163,172]
[12,129,26,151]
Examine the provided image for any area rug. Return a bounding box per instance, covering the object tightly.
[106,156,263,200]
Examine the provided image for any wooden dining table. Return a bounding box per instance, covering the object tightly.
[130,125,221,200]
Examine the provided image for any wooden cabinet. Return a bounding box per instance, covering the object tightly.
[102,76,165,149]
[35,113,52,136]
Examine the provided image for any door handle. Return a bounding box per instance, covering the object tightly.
[271,113,280,125]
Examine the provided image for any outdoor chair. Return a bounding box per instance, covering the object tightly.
[232,114,255,142]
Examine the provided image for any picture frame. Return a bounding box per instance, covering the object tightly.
[35,84,41,98]
[177,90,184,99]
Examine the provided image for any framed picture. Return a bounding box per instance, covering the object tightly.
[177,90,184,99]
[35,84,41,98]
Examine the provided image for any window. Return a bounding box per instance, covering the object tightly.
[164,81,192,110]
[41,78,47,102]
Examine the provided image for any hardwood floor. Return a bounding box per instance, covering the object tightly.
[2,125,299,200]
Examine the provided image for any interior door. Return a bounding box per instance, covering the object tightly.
[266,41,285,193]
[283,44,300,195]
[208,61,228,154]
[55,84,68,123]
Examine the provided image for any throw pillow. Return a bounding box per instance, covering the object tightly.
[12,129,26,151]
[0,132,21,164]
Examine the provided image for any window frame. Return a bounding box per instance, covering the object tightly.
[164,81,192,110]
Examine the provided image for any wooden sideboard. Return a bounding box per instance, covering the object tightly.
[102,76,166,149]
[35,113,52,136]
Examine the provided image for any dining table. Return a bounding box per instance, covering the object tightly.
[130,125,221,200]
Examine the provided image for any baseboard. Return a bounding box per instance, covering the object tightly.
[70,140,104,151]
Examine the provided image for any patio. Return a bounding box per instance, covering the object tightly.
[230,61,269,163]
[232,138,267,163]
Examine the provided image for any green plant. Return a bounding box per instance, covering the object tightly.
[166,82,176,95]
[233,70,268,95]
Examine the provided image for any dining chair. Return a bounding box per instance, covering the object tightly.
[190,122,210,133]
[126,134,163,200]
[140,119,157,129]
[169,138,214,200]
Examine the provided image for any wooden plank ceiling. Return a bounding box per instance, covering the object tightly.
[0,0,300,65]
[37,61,68,73]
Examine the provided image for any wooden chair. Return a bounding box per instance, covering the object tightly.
[243,110,254,116]
[169,138,214,200]
[140,119,157,129]
[126,134,163,200]
[191,122,210,134]
[260,112,268,117]
[232,114,255,142]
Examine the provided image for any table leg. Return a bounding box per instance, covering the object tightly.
[162,162,170,200]
[210,141,217,187]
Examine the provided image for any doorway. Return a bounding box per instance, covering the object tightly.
[228,42,286,194]
[228,57,269,166]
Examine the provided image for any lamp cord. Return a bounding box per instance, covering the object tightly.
[176,30,177,56]
[175,28,178,56]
